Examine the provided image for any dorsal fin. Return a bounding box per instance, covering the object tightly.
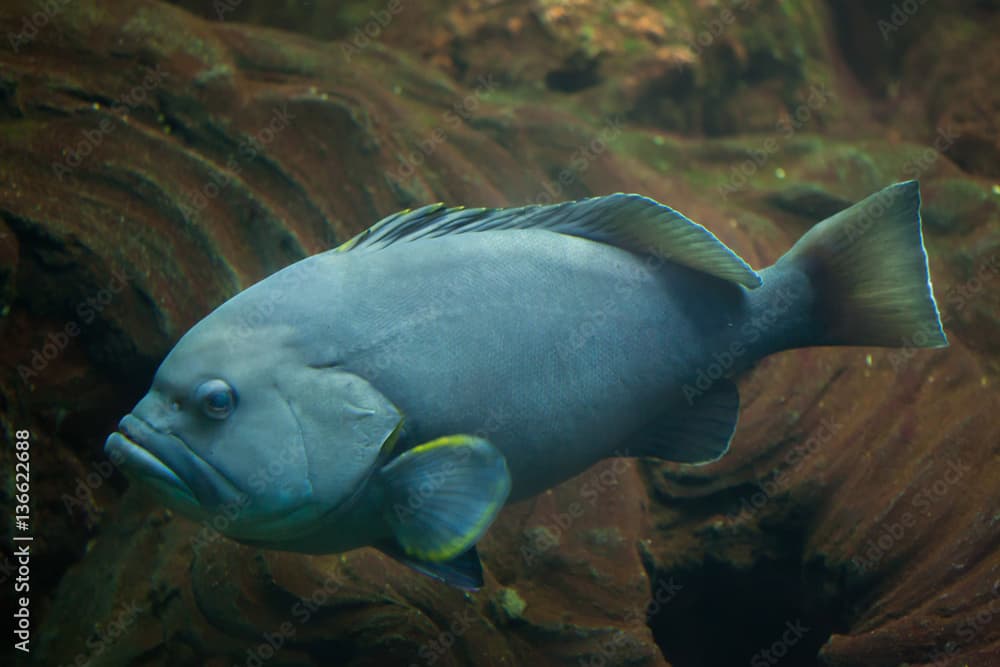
[335,194,762,288]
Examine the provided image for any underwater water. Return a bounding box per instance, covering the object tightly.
[2,1,999,666]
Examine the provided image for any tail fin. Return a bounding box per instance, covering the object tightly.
[776,180,948,348]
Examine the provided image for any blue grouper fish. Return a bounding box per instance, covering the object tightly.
[106,181,947,588]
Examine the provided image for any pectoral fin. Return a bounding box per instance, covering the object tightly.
[634,379,740,464]
[378,435,511,563]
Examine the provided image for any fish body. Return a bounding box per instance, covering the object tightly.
[106,182,947,588]
[279,230,794,501]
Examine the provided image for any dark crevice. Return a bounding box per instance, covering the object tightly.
[948,134,1000,177]
[646,523,850,667]
[826,1,907,98]
[0,81,22,120]
[297,639,357,664]
[625,64,696,133]
[544,54,601,93]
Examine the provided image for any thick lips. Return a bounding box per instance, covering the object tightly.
[105,430,198,505]
[105,414,245,510]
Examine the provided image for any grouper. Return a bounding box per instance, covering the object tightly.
[105,181,947,588]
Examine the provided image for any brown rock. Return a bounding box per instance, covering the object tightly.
[0,2,997,667]
[170,0,855,138]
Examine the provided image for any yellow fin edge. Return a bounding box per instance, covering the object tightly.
[399,435,506,562]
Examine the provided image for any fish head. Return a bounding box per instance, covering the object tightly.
[104,311,402,546]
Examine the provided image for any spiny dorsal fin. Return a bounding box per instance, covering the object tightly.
[335,194,762,288]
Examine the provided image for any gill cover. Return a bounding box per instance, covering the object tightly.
[277,364,403,513]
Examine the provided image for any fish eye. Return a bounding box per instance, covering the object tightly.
[194,379,236,420]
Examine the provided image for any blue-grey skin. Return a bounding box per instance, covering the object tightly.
[106,182,947,585]
[330,230,785,500]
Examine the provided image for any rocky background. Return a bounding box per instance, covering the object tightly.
[1,1,998,665]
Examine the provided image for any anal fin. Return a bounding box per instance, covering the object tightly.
[634,379,739,464]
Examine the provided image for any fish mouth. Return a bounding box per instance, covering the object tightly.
[105,414,245,511]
